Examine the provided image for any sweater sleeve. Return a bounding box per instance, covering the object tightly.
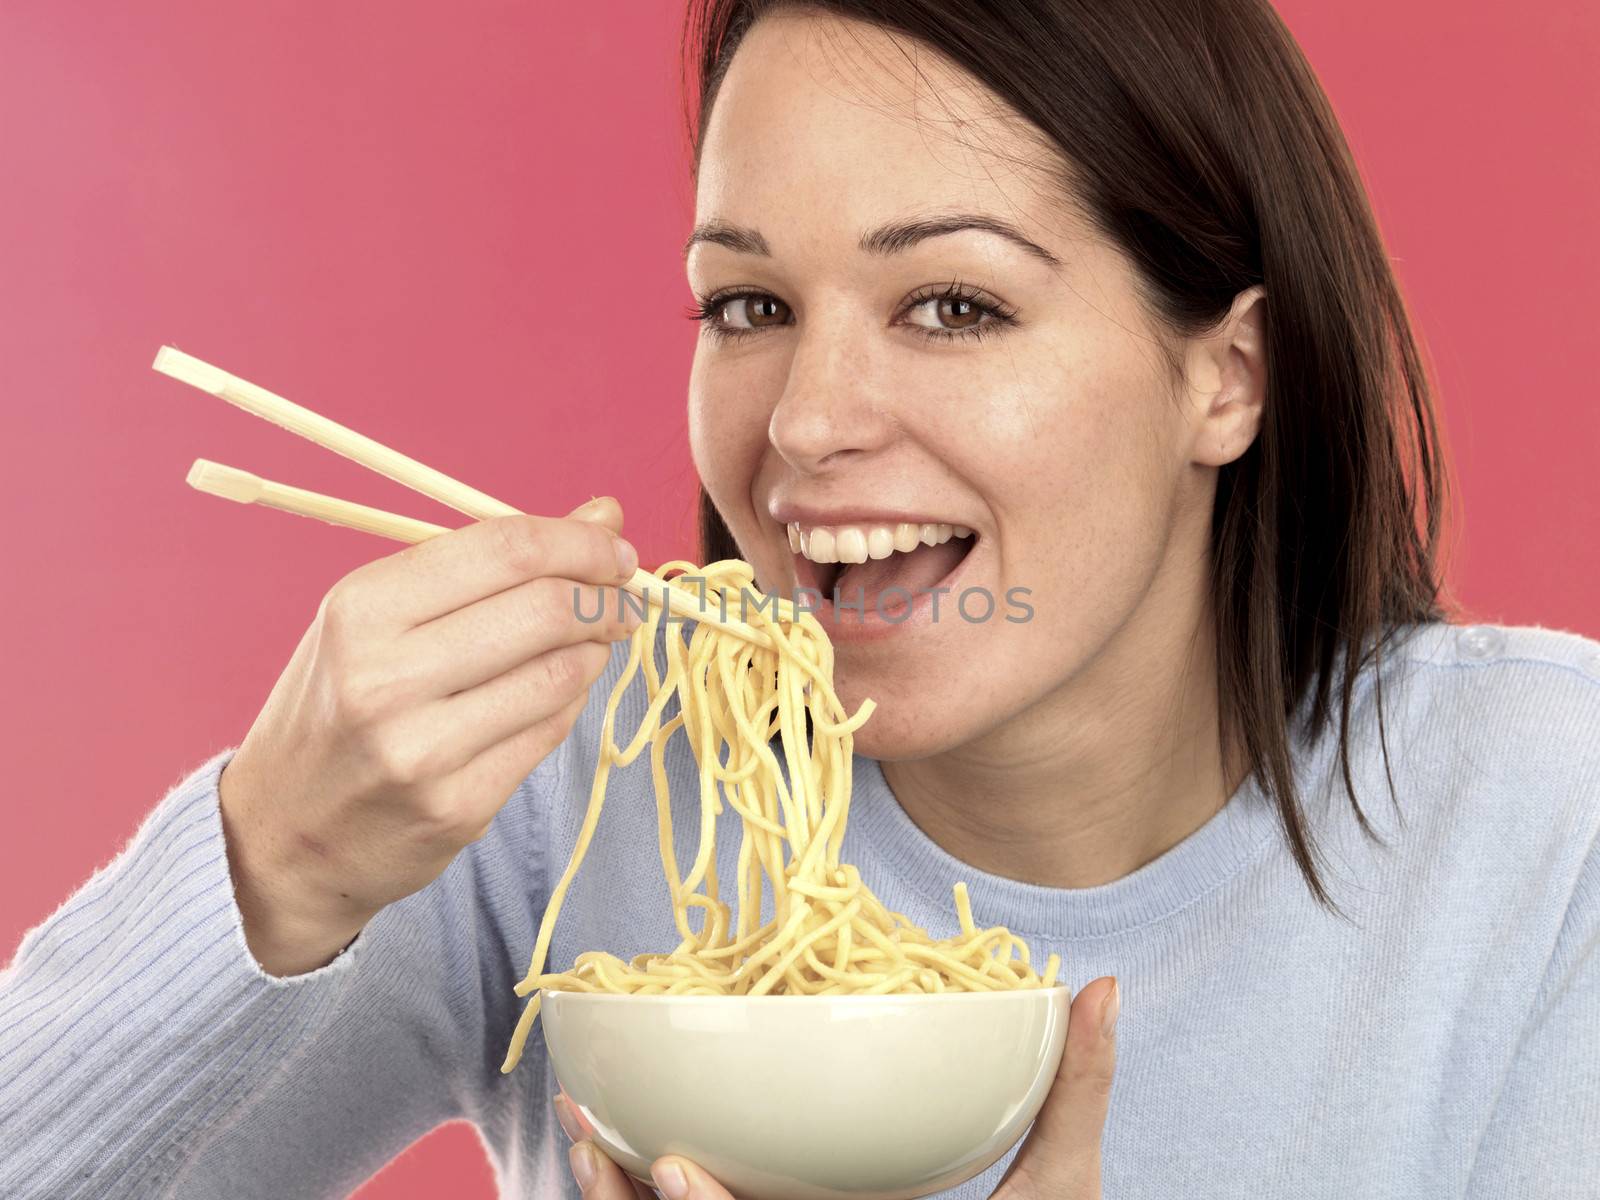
[0,746,538,1199]
[1463,821,1600,1198]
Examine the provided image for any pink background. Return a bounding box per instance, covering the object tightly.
[1,2,1595,1195]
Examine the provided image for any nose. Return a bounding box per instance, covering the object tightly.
[767,323,896,474]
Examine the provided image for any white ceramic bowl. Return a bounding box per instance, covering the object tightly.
[542,986,1071,1200]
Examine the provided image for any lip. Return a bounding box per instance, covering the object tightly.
[787,532,983,645]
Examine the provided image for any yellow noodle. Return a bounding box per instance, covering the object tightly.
[499,559,1062,1073]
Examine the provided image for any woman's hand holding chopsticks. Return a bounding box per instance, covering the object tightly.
[216,497,642,977]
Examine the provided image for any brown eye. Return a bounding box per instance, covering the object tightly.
[904,289,1006,337]
[936,297,982,329]
[747,296,788,326]
[721,294,790,330]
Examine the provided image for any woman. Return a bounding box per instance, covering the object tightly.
[3,1,1596,1197]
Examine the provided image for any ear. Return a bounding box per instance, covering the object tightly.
[1183,285,1266,467]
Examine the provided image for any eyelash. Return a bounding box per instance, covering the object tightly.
[683,280,1019,345]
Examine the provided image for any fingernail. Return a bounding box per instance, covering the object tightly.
[551,1092,581,1142]
[1100,978,1121,1040]
[569,1142,598,1191]
[614,537,638,579]
[653,1159,690,1199]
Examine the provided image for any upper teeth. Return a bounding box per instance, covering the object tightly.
[787,521,973,564]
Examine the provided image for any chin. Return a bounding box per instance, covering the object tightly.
[843,692,978,761]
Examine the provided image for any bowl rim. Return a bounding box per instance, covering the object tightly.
[541,984,1071,1004]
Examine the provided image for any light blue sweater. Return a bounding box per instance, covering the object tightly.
[3,619,1598,1198]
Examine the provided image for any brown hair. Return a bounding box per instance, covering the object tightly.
[680,0,1457,909]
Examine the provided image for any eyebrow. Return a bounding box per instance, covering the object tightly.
[681,211,1065,269]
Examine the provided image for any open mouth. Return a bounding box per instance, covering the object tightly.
[789,522,978,622]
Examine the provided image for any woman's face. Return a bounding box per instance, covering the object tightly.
[687,12,1219,759]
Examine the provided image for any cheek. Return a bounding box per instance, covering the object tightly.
[688,353,780,566]
[1023,355,1182,622]
[958,333,1178,585]
[1040,390,1174,594]
[851,343,1183,757]
[689,356,754,509]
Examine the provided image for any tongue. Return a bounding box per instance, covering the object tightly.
[832,538,969,614]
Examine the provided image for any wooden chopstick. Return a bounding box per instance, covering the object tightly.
[187,459,455,543]
[155,347,518,520]
[157,347,772,648]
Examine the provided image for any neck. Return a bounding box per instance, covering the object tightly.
[879,575,1247,891]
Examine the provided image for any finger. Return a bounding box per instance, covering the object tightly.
[331,506,637,632]
[368,638,612,791]
[400,576,643,697]
[568,1138,654,1200]
[650,1155,740,1200]
[566,494,626,533]
[552,1091,592,1142]
[448,686,592,811]
[556,1088,654,1197]
[433,637,617,762]
[995,976,1118,1194]
[553,1088,608,1144]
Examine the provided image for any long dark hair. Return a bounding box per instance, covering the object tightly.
[680,0,1456,909]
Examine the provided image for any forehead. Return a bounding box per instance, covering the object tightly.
[695,11,1074,246]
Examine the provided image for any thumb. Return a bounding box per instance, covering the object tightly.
[995,976,1119,1196]
[566,494,625,534]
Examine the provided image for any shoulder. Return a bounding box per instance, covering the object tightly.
[1373,619,1600,784]
[1330,619,1600,909]
[1389,622,1600,992]
[1387,618,1600,685]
